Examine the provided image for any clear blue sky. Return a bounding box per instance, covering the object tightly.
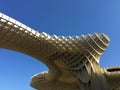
[0,0,120,90]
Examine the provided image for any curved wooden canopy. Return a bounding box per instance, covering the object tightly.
[1,13,119,90]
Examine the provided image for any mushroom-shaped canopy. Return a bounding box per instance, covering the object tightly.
[0,13,110,90]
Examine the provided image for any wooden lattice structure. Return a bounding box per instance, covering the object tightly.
[0,13,120,90]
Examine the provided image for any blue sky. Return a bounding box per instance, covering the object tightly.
[0,0,120,90]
